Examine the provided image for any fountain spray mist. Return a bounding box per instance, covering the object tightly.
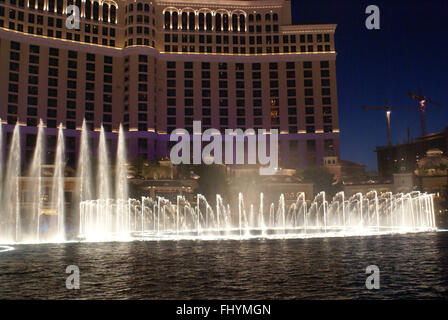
[115,124,129,234]
[115,124,128,201]
[2,124,21,242]
[50,124,66,241]
[28,120,45,241]
[77,120,93,202]
[76,121,93,237]
[97,126,111,200]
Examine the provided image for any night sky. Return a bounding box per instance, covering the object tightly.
[291,0,448,171]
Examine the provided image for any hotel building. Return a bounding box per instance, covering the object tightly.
[0,0,340,168]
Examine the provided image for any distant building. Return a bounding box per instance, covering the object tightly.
[228,165,313,205]
[414,149,448,207]
[130,179,198,203]
[323,155,367,183]
[375,127,448,178]
[343,173,415,197]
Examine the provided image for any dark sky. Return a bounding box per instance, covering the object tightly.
[291,0,448,171]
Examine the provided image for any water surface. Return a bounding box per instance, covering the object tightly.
[0,232,447,299]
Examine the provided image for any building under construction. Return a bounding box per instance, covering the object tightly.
[375,127,448,178]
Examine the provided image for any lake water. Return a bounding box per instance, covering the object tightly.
[0,231,447,299]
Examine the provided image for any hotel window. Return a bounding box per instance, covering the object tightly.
[305,98,314,105]
[323,107,332,114]
[304,79,313,87]
[322,88,331,96]
[304,70,313,78]
[321,70,330,77]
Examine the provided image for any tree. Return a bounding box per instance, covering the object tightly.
[192,164,229,204]
[295,167,340,197]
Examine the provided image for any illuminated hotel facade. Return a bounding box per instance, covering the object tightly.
[0,0,340,168]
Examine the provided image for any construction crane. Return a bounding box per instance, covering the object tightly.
[408,88,443,136]
[361,100,415,146]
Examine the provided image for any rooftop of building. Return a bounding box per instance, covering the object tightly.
[375,127,448,152]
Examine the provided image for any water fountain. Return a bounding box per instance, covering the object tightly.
[28,120,44,242]
[1,124,21,243]
[78,190,436,241]
[0,120,439,244]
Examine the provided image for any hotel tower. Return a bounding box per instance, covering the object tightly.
[0,0,340,168]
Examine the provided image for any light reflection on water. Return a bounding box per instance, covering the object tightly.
[0,232,447,299]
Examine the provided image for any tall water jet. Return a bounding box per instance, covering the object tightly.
[50,124,65,241]
[115,124,129,234]
[1,124,21,242]
[77,120,93,202]
[28,120,45,241]
[115,124,128,201]
[76,121,93,237]
[97,126,111,200]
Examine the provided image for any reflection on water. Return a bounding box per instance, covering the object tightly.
[0,232,447,299]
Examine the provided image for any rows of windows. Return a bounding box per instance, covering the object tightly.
[2,127,333,168]
[123,55,151,132]
[163,10,247,32]
[136,54,149,132]
[125,2,153,14]
[1,2,333,54]
[65,50,78,129]
[0,0,117,24]
[123,56,130,131]
[164,61,334,133]
[6,41,117,131]
[0,3,117,46]
[22,133,76,166]
[163,33,331,54]
[163,9,281,32]
[124,3,156,48]
[4,42,335,134]
[7,41,20,125]
[80,0,117,24]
